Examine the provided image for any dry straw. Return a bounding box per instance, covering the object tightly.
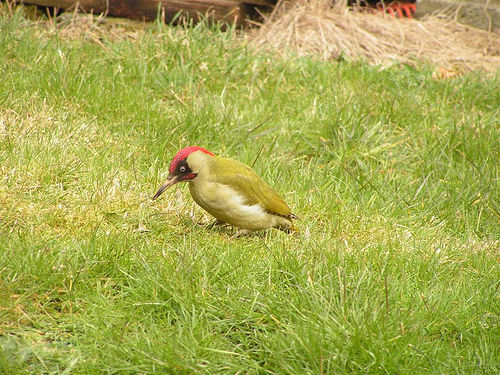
[249,0,500,73]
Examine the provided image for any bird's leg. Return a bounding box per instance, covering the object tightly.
[208,219,227,229]
[234,228,254,237]
[275,223,300,236]
[275,224,298,234]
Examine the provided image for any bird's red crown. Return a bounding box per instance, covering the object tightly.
[169,146,214,174]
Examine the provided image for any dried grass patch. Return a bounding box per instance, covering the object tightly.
[249,0,500,73]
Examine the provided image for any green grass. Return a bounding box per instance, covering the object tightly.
[1,5,499,374]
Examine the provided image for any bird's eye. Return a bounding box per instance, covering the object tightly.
[179,166,186,173]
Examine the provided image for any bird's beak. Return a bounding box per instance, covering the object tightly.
[152,174,179,200]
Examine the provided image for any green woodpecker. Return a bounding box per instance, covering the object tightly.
[152,146,298,235]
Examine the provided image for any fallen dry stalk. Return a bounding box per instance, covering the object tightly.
[249,0,500,72]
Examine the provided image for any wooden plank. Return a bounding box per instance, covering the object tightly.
[242,0,275,5]
[17,0,254,25]
[159,0,245,24]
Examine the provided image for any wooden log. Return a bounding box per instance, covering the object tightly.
[17,0,274,25]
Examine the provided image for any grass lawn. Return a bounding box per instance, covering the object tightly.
[1,5,499,374]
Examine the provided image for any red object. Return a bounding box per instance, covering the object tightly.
[377,2,416,18]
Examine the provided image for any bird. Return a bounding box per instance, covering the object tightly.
[152,146,298,235]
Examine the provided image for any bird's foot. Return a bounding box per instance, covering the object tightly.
[233,228,255,237]
[276,225,299,236]
[208,219,228,229]
[196,219,227,230]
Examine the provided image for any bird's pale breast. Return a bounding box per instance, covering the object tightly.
[189,180,280,230]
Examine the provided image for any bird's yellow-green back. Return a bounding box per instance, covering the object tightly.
[209,156,293,217]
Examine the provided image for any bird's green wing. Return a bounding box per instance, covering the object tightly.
[210,156,293,217]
